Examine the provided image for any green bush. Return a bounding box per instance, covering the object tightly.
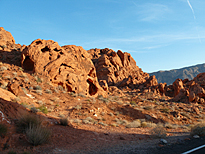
[16,114,42,133]
[26,125,51,146]
[190,123,205,136]
[0,123,7,137]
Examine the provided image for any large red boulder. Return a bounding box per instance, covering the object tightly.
[21,39,106,97]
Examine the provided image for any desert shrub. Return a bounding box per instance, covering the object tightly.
[150,126,167,138]
[165,123,177,129]
[0,123,7,137]
[35,90,42,95]
[146,122,157,128]
[34,85,42,90]
[82,117,94,124]
[97,95,109,103]
[19,67,24,71]
[143,106,153,110]
[78,93,86,97]
[38,106,48,114]
[16,114,42,133]
[58,85,64,91]
[141,121,147,127]
[160,108,170,113]
[126,120,141,128]
[74,105,82,110]
[30,107,38,113]
[73,119,81,124]
[25,125,51,146]
[35,76,42,83]
[190,123,205,137]
[45,89,52,94]
[109,112,114,117]
[98,122,108,126]
[60,118,69,126]
[130,101,136,105]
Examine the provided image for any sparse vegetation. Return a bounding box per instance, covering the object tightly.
[60,117,69,126]
[30,107,38,113]
[25,125,51,146]
[150,126,167,138]
[130,101,136,105]
[35,76,42,83]
[45,89,52,94]
[34,85,42,90]
[160,108,170,113]
[38,105,48,114]
[16,114,42,133]
[126,120,141,128]
[74,105,82,110]
[143,106,153,110]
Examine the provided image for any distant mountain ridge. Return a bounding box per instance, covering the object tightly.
[149,63,205,85]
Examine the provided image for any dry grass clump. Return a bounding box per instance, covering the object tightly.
[190,123,205,137]
[0,123,7,137]
[26,125,51,146]
[141,121,156,128]
[16,114,42,133]
[126,120,141,128]
[150,126,167,138]
[16,114,51,146]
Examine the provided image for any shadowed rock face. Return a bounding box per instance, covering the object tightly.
[21,39,106,97]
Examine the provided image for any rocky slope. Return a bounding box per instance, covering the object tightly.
[150,63,205,85]
[1,27,205,153]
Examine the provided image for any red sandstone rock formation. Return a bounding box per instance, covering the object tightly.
[0,27,15,47]
[165,73,205,103]
[87,48,154,88]
[21,39,106,97]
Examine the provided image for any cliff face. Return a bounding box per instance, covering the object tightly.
[149,63,205,85]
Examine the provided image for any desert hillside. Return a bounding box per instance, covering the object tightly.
[150,63,205,85]
[1,27,205,153]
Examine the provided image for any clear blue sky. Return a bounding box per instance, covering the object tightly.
[1,0,205,73]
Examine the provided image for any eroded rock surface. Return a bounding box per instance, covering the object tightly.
[88,48,153,88]
[21,39,106,97]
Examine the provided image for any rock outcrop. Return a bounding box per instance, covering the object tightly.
[21,39,106,97]
[162,73,205,103]
[0,27,15,48]
[87,48,157,89]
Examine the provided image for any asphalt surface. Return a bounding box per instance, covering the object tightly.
[75,136,205,154]
[152,136,205,154]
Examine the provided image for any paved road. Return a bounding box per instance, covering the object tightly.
[152,136,205,154]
